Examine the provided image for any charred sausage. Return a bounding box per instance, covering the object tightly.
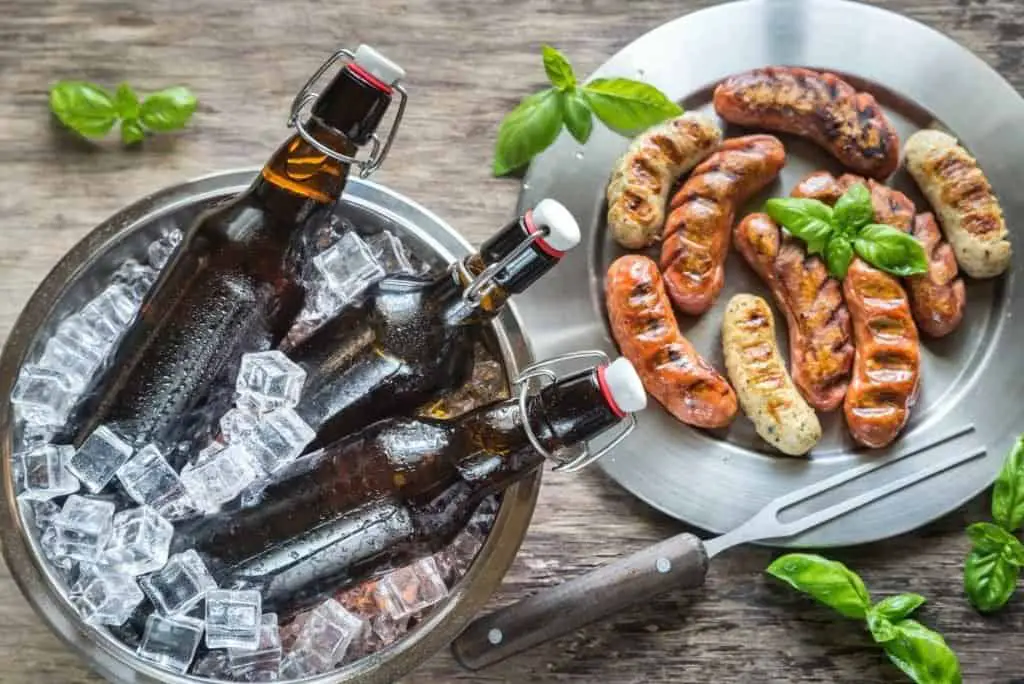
[660,135,785,315]
[605,255,737,429]
[843,258,921,448]
[713,67,900,180]
[722,294,821,456]
[606,113,723,249]
[904,129,1012,278]
[790,171,913,230]
[733,213,853,412]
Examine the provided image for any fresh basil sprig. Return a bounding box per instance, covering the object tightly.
[493,45,681,176]
[764,184,928,279]
[963,436,1024,613]
[50,81,197,145]
[768,553,961,684]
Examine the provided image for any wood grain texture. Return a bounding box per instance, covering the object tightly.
[1,0,1023,682]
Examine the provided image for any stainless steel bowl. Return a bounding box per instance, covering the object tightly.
[0,170,541,683]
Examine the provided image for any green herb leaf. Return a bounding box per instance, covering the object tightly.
[834,183,875,232]
[872,594,927,622]
[113,83,139,120]
[49,81,118,138]
[867,612,898,644]
[992,436,1024,532]
[853,224,929,277]
[881,619,962,684]
[764,198,835,256]
[542,45,576,91]
[964,548,1020,613]
[562,90,593,144]
[139,86,198,132]
[766,553,871,619]
[825,235,855,279]
[581,78,682,136]
[966,522,1020,555]
[493,88,564,176]
[120,119,145,145]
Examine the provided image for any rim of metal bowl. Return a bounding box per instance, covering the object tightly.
[0,169,541,684]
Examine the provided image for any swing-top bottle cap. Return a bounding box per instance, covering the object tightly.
[529,199,581,255]
[353,45,406,88]
[597,357,647,417]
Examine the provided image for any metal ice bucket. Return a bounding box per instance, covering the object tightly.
[0,170,541,683]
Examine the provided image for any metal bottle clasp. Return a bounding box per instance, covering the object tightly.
[287,48,408,179]
[460,219,548,304]
[512,350,638,473]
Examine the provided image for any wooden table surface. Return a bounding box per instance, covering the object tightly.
[1,0,1023,682]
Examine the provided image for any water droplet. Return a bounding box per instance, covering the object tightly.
[637,68,646,78]
[488,628,503,645]
[574,151,584,160]
[522,183,530,191]
[655,557,671,573]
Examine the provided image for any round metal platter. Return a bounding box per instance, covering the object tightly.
[516,0,1024,547]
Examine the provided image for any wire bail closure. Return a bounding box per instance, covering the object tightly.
[460,219,547,304]
[512,350,638,473]
[287,48,407,179]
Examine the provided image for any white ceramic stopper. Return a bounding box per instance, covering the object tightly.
[531,199,581,252]
[602,357,647,414]
[354,45,406,86]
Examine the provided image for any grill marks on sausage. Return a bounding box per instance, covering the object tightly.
[926,150,1004,238]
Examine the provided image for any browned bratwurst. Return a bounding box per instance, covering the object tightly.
[843,259,921,448]
[605,255,738,429]
[733,213,853,412]
[713,67,900,180]
[660,135,785,316]
[791,171,966,337]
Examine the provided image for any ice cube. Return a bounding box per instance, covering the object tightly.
[116,444,195,519]
[205,589,263,649]
[73,570,144,626]
[11,365,76,426]
[80,284,140,340]
[219,408,259,444]
[17,420,59,449]
[365,230,416,276]
[195,440,227,465]
[373,556,448,619]
[112,258,158,301]
[16,444,79,500]
[312,231,385,306]
[228,612,282,678]
[139,549,217,615]
[40,526,77,575]
[53,495,115,562]
[180,445,259,512]
[148,228,183,270]
[103,507,174,576]
[242,407,315,474]
[37,334,104,391]
[235,351,307,413]
[190,650,231,679]
[68,426,134,494]
[288,599,365,674]
[433,529,484,586]
[20,498,61,530]
[137,613,204,674]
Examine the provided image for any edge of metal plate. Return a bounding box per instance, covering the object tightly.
[516,0,1024,547]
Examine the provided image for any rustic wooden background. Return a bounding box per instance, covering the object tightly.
[1,0,1023,682]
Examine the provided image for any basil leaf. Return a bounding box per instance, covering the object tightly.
[867,612,898,644]
[542,45,576,91]
[882,619,962,684]
[1003,536,1024,567]
[853,224,929,277]
[834,183,874,232]
[120,119,146,145]
[49,81,118,138]
[139,86,197,132]
[872,593,927,622]
[764,198,835,256]
[966,521,1020,554]
[581,78,682,136]
[493,89,563,176]
[113,82,139,120]
[992,436,1024,532]
[825,235,854,279]
[766,553,871,619]
[964,548,1020,613]
[562,90,593,144]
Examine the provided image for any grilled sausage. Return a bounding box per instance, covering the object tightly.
[713,67,900,180]
[904,130,1012,278]
[733,213,853,412]
[843,258,921,448]
[792,170,965,337]
[606,114,723,249]
[722,294,821,456]
[660,135,785,315]
[605,255,737,429]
